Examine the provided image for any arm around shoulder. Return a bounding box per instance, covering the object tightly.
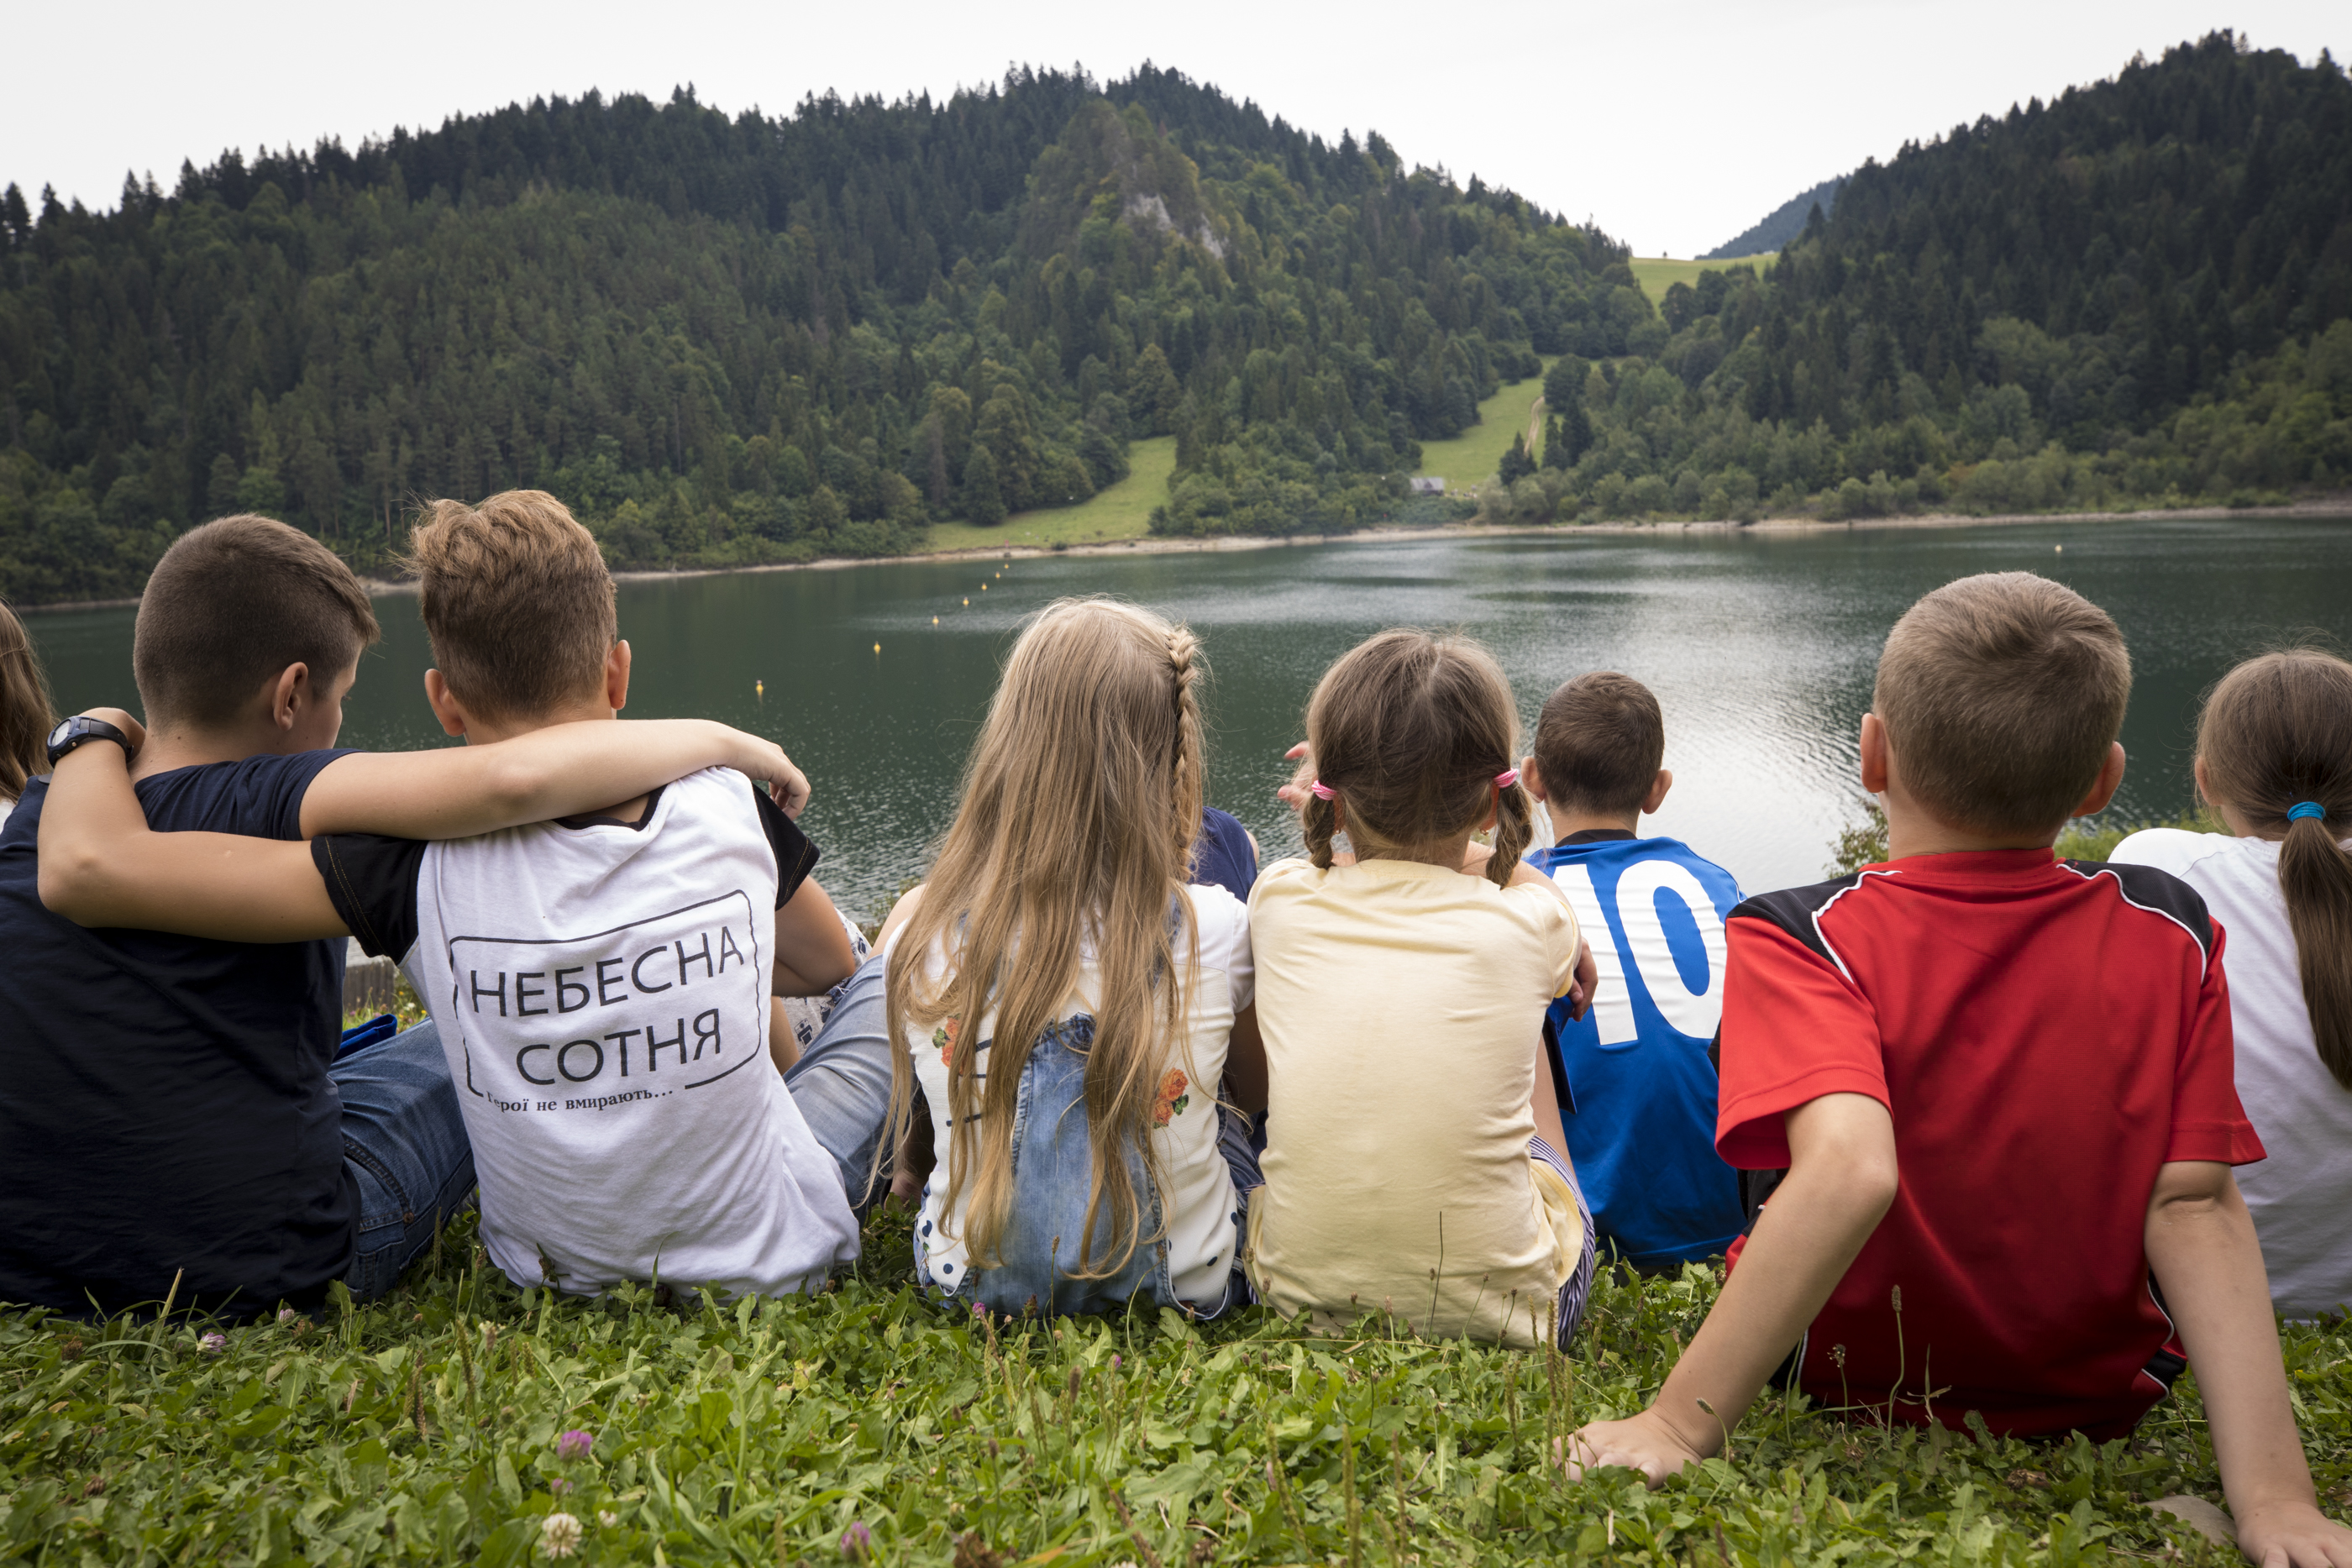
[297,720,811,839]
[39,733,349,941]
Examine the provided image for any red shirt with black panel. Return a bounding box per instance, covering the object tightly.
[1716,849,2263,1440]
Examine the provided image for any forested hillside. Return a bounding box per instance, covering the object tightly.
[0,66,1637,603]
[1699,176,1841,261]
[1494,34,2352,527]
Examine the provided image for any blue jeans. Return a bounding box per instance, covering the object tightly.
[331,1020,476,1301]
[783,953,898,1216]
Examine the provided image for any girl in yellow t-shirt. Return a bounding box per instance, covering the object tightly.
[1246,629,1598,1346]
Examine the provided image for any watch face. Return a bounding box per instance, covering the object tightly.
[48,718,79,750]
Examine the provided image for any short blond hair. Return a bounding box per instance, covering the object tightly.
[407,491,616,721]
[1873,572,2131,836]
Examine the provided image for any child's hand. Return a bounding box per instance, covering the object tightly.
[72,706,146,756]
[1564,937,1598,1022]
[2235,1498,2352,1568]
[728,736,811,816]
[1274,742,1314,812]
[1558,1410,1709,1487]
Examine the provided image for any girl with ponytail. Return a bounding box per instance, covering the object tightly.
[1247,629,1600,1346]
[875,597,1264,1318]
[2113,649,2352,1319]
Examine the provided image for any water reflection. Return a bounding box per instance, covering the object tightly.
[26,517,2352,920]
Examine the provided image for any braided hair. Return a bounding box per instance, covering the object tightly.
[1303,629,1531,886]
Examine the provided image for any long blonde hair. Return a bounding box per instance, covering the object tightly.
[0,600,55,802]
[885,597,1205,1277]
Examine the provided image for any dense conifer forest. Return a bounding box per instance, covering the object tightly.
[0,66,1625,602]
[1496,34,2352,529]
[1,35,2348,606]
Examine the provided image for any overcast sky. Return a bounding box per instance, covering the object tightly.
[7,1,2344,259]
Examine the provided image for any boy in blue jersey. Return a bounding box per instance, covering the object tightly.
[1522,673,1745,1267]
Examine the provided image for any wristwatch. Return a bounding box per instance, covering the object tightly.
[45,716,134,768]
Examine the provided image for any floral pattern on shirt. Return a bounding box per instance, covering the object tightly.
[932,1018,959,1067]
[1152,1068,1190,1127]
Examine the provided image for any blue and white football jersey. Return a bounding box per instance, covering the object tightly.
[1528,831,1745,1266]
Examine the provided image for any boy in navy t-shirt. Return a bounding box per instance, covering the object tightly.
[1522,673,1744,1267]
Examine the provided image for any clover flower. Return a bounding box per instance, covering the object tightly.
[597,1510,619,1529]
[841,1519,874,1560]
[556,1429,594,1460]
[540,1512,583,1558]
[197,1332,227,1355]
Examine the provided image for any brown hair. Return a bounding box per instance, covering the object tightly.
[885,597,1205,1277]
[0,600,55,800]
[407,491,616,721]
[2196,649,2352,1088]
[1873,572,2131,836]
[1533,671,1664,816]
[132,515,380,728]
[1302,629,1533,884]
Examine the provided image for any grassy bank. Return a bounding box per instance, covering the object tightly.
[1628,256,1773,304]
[923,439,1177,554]
[3,1198,2336,1565]
[1413,367,1553,490]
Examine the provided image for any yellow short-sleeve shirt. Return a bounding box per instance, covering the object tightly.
[1244,856,1584,1345]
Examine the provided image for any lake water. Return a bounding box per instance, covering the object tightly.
[25,516,2352,920]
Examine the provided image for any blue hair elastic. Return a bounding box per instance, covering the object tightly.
[2287,801,2327,822]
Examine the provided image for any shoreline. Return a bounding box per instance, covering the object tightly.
[24,496,2352,613]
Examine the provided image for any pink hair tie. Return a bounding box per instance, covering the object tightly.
[1309,780,1337,800]
[1494,768,1520,790]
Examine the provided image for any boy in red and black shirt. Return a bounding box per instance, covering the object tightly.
[1568,573,2352,1568]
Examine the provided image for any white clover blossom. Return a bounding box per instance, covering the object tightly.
[540,1512,583,1558]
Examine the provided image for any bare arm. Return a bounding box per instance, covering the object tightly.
[772,879,858,997]
[297,718,810,837]
[1565,1092,1899,1484]
[2146,1161,2352,1568]
[40,736,349,941]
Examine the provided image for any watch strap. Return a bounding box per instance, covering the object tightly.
[45,716,134,768]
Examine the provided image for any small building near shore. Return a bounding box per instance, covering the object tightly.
[1408,476,1446,495]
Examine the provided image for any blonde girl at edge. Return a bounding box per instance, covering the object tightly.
[2112,649,2352,1319]
[1247,629,1599,1346]
[876,598,1265,1317]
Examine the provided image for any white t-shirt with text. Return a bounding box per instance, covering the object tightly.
[323,767,859,1298]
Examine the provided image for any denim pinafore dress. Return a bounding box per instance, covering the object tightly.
[918,1013,1252,1320]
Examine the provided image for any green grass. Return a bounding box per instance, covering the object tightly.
[1413,368,1551,490]
[922,438,1176,554]
[4,1198,2337,1565]
[1628,255,1774,306]
[1829,802,2220,875]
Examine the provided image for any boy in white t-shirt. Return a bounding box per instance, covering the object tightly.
[40,492,867,1299]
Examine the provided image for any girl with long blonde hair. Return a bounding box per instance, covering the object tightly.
[877,597,1263,1315]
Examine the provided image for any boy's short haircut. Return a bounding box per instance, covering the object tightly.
[1874,571,2131,836]
[1533,672,1665,816]
[133,515,381,727]
[408,491,616,721]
